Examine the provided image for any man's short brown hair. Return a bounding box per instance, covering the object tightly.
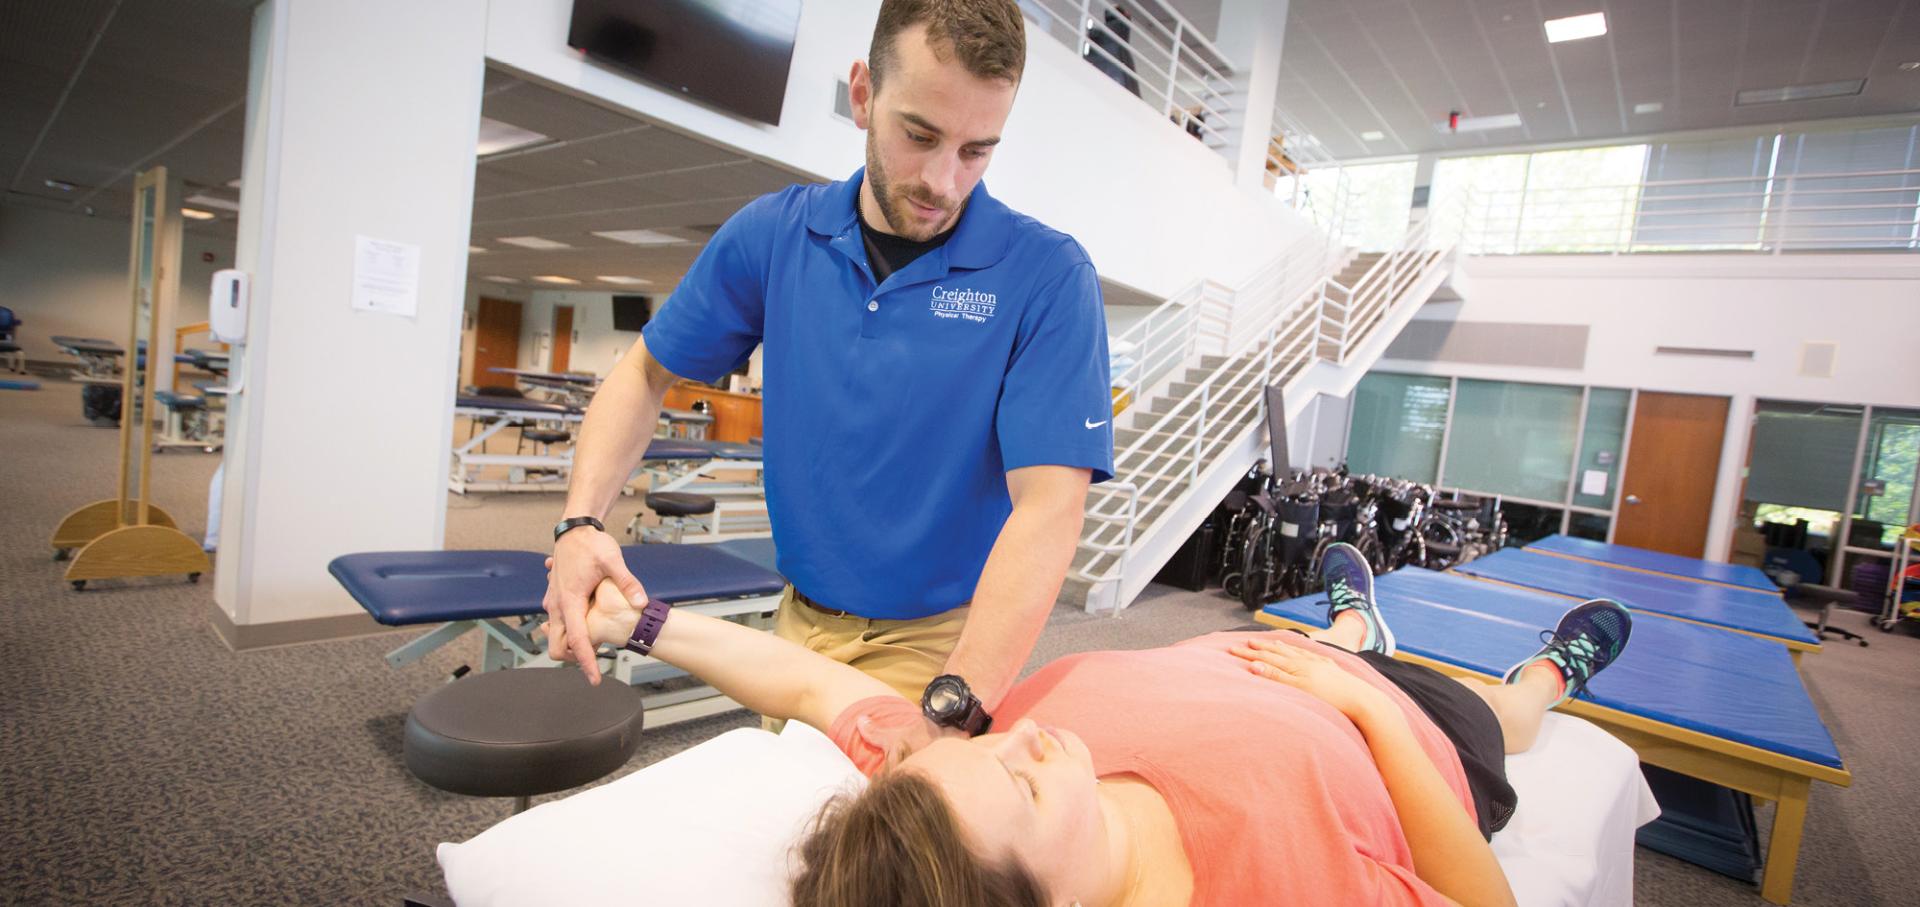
[869,0,1026,89]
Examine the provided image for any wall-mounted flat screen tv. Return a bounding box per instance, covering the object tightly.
[567,0,803,126]
[612,295,653,332]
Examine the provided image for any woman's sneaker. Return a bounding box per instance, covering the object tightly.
[1502,599,1633,708]
[1321,542,1395,656]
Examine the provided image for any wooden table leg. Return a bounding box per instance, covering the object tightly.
[1760,776,1811,905]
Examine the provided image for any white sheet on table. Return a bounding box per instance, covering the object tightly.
[439,711,1659,907]
[1492,711,1662,907]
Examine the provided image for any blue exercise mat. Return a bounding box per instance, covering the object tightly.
[1452,548,1818,646]
[0,379,38,391]
[1526,534,1776,591]
[1261,568,1842,769]
[331,544,787,626]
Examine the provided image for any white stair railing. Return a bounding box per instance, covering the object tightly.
[1078,238,1343,585]
[1021,0,1240,151]
[1077,191,1476,600]
[1109,230,1330,414]
[1320,209,1446,361]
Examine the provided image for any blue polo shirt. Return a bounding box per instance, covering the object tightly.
[643,169,1113,619]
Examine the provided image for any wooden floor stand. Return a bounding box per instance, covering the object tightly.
[64,524,210,590]
[52,500,178,559]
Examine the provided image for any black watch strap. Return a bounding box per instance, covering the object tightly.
[553,516,605,542]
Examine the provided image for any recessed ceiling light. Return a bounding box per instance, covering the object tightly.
[468,245,487,254]
[596,276,651,285]
[476,117,550,156]
[43,178,75,192]
[1899,61,1920,71]
[1735,79,1866,105]
[180,208,217,221]
[497,236,571,250]
[533,275,580,285]
[1359,130,1385,142]
[483,276,520,284]
[592,229,688,246]
[185,193,241,212]
[1633,101,1664,114]
[1434,112,1523,133]
[1544,12,1606,43]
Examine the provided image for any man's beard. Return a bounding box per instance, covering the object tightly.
[865,131,963,241]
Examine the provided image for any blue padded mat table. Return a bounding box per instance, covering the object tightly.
[1257,567,1848,904]
[1527,534,1776,591]
[331,544,786,626]
[1452,548,1819,652]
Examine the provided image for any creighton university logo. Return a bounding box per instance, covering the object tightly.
[929,285,998,323]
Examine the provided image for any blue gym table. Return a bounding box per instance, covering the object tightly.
[1526,534,1777,592]
[1451,547,1820,656]
[1257,567,1847,905]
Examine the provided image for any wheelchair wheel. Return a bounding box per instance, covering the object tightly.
[1352,529,1388,573]
[1239,523,1271,611]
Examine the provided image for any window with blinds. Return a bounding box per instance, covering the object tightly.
[1773,125,1920,250]
[1744,401,1864,511]
[1346,373,1449,483]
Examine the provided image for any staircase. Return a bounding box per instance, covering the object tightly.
[1067,210,1461,613]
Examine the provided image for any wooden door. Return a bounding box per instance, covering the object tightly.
[550,306,574,373]
[472,297,521,389]
[1615,391,1730,557]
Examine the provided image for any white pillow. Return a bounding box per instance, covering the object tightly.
[437,722,866,906]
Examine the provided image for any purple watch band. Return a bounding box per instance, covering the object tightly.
[623,598,673,656]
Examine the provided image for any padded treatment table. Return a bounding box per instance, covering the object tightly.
[331,544,789,726]
[1452,548,1821,656]
[450,395,585,493]
[1256,567,1849,905]
[1527,534,1777,592]
[52,335,127,381]
[638,440,770,537]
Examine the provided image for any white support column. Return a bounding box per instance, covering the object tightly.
[1704,393,1754,562]
[1212,0,1289,194]
[212,0,485,647]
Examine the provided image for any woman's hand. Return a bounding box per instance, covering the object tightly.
[1230,638,1394,721]
[544,558,645,655]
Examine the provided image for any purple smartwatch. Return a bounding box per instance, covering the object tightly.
[623,598,673,656]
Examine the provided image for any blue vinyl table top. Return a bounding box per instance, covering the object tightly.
[1261,567,1842,769]
[331,544,786,627]
[1526,534,1776,591]
[1452,548,1818,646]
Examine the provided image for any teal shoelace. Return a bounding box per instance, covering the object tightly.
[1541,631,1602,693]
[1326,577,1364,613]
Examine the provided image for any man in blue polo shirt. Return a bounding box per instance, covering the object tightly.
[544,0,1112,732]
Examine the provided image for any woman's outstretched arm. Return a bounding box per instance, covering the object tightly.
[569,578,905,733]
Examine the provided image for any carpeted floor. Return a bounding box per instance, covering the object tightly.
[2,376,1916,905]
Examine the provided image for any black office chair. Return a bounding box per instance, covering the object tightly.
[1786,582,1870,647]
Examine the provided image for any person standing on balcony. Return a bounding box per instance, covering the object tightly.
[1086,4,1142,97]
[543,0,1114,743]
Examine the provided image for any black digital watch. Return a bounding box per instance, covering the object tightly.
[921,674,993,737]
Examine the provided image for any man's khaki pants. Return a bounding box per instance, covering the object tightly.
[760,586,968,733]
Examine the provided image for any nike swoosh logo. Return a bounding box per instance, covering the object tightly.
[1085,418,1109,430]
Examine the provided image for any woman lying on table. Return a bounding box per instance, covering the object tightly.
[553,543,1632,907]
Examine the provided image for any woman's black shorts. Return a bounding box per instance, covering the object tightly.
[1351,649,1519,839]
